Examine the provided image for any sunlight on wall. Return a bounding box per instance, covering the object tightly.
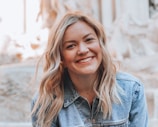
[0,0,41,35]
[0,0,48,61]
[0,0,24,34]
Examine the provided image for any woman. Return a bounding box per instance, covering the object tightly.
[31,11,148,127]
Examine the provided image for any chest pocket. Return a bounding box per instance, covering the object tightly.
[92,118,128,127]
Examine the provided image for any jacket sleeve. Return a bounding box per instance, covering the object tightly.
[31,93,58,127]
[129,81,148,127]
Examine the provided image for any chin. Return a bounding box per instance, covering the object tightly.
[78,69,98,75]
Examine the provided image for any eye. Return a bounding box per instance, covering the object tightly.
[85,38,94,42]
[66,44,76,49]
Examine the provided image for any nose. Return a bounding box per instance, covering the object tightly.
[77,43,89,55]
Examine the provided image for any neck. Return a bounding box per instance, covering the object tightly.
[68,72,97,104]
[70,73,96,89]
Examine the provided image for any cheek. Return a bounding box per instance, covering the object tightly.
[62,52,74,66]
[93,43,102,53]
[94,44,102,60]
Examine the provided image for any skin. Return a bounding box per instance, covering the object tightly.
[62,21,102,104]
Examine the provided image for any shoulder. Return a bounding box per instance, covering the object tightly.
[116,71,145,102]
[116,71,143,88]
[31,92,58,126]
[31,92,39,108]
[116,71,141,83]
[31,92,39,127]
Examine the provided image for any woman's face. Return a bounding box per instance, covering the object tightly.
[62,21,102,76]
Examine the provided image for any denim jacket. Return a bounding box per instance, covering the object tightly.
[31,72,148,127]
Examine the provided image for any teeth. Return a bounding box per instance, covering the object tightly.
[78,57,92,63]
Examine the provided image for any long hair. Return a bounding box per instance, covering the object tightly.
[31,11,122,127]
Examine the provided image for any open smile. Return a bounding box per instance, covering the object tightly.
[76,56,94,63]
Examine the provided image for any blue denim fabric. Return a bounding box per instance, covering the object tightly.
[31,72,148,127]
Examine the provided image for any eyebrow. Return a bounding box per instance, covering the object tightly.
[63,40,76,44]
[64,33,94,44]
[83,33,94,39]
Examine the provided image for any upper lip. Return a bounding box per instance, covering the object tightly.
[75,56,94,62]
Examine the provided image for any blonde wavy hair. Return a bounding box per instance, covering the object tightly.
[31,11,122,127]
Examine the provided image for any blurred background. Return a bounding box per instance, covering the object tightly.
[0,0,158,127]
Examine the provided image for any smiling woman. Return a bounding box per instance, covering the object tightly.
[31,11,148,127]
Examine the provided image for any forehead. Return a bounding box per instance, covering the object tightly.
[63,21,95,38]
[67,20,93,30]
